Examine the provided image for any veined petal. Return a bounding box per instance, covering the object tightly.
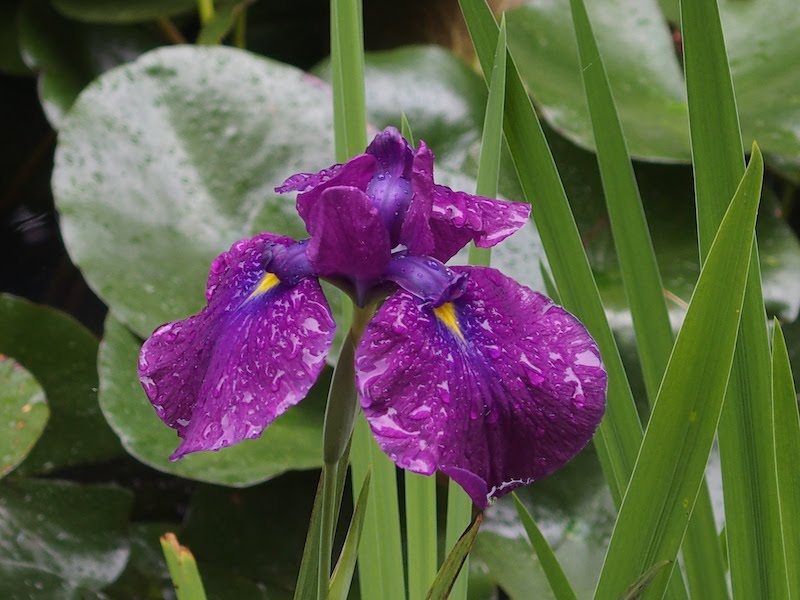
[275,154,377,235]
[138,234,335,459]
[399,140,436,256]
[306,185,392,304]
[355,266,606,508]
[429,186,531,262]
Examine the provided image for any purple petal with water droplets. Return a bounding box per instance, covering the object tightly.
[429,186,531,262]
[306,185,392,303]
[355,266,606,508]
[364,127,414,242]
[400,140,436,256]
[275,154,377,235]
[138,233,335,459]
[385,254,467,306]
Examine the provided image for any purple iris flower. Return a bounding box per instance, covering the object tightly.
[138,127,607,508]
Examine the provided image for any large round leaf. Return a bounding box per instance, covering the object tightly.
[507,0,800,163]
[18,0,162,128]
[53,45,339,340]
[0,356,48,479]
[0,294,122,474]
[0,479,132,598]
[98,314,329,486]
[52,0,195,23]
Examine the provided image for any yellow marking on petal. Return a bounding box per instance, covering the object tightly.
[434,302,464,341]
[249,272,280,299]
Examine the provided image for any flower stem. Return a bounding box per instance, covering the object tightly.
[197,0,214,24]
[318,460,339,599]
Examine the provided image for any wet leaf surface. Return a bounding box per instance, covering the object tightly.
[0,356,48,479]
[98,314,329,486]
[18,0,162,128]
[0,479,132,597]
[53,45,342,341]
[0,294,122,475]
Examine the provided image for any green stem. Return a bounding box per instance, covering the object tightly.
[234,8,247,49]
[197,0,214,24]
[318,461,339,599]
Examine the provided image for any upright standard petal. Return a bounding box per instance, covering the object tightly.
[306,186,392,305]
[355,266,606,508]
[276,154,377,235]
[364,127,414,242]
[138,233,335,459]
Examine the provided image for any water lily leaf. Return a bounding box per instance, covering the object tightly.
[506,0,800,163]
[53,45,341,341]
[0,294,122,474]
[0,356,48,479]
[18,0,162,129]
[98,314,328,486]
[52,0,196,23]
[0,479,132,598]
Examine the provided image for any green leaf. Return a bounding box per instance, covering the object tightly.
[771,322,800,600]
[682,0,788,597]
[328,470,371,600]
[620,561,673,600]
[404,471,438,600]
[0,294,122,474]
[0,1,30,76]
[51,0,196,23]
[161,533,208,600]
[197,2,248,46]
[594,145,763,598]
[0,479,132,597]
[18,0,161,128]
[98,314,329,486]
[505,0,800,164]
[52,45,342,341]
[506,0,689,161]
[426,513,483,600]
[512,493,577,600]
[568,1,725,596]
[0,356,48,479]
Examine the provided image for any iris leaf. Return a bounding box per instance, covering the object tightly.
[328,469,371,600]
[427,513,483,600]
[771,322,800,600]
[682,0,787,596]
[594,144,763,598]
[160,533,208,600]
[568,0,725,596]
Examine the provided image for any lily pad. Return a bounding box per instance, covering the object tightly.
[53,45,340,341]
[52,0,196,24]
[506,0,800,163]
[18,0,162,128]
[0,479,132,598]
[0,294,122,475]
[0,356,48,479]
[98,314,329,486]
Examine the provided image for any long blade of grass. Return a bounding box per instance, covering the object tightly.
[444,19,508,600]
[459,0,642,510]
[681,1,787,597]
[512,493,577,600]
[328,470,372,600]
[594,145,764,599]
[427,513,483,600]
[771,322,800,600]
[567,1,726,597]
[160,533,208,600]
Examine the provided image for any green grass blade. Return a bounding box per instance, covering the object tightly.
[593,145,764,599]
[160,533,208,600]
[771,322,800,599]
[330,0,367,159]
[568,1,725,597]
[329,470,372,600]
[681,0,787,596]
[459,0,642,508]
[405,473,438,599]
[512,493,577,600]
[444,482,473,600]
[427,513,483,600]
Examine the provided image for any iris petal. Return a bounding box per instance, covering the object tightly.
[355,266,606,508]
[138,233,335,459]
